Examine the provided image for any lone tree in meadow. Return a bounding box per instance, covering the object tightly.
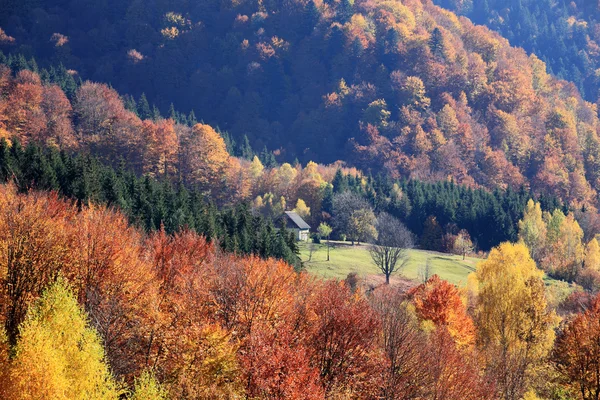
[369,213,414,284]
[454,229,474,260]
[318,222,333,261]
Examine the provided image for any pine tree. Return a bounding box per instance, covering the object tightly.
[137,93,152,120]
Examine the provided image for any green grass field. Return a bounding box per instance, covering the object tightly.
[299,241,577,302]
[299,241,479,285]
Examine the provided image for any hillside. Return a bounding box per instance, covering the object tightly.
[434,0,600,102]
[3,1,600,399]
[2,0,600,206]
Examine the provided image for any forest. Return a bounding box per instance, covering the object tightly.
[3,0,600,398]
[3,0,600,209]
[0,183,599,399]
[434,0,600,102]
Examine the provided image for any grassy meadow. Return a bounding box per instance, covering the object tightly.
[299,241,576,304]
[299,241,479,285]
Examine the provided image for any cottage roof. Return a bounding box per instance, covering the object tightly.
[283,211,310,230]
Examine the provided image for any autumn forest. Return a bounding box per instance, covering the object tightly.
[2,0,600,399]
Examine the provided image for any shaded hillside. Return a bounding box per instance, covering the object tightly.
[2,0,600,206]
[434,0,600,102]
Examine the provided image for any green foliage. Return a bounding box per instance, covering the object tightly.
[0,139,299,265]
[332,171,562,251]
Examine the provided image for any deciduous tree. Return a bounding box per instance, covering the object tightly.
[369,213,413,284]
[474,242,556,400]
[6,278,119,400]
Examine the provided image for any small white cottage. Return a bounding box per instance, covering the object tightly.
[280,211,311,241]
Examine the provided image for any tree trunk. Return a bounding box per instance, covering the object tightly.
[327,238,330,261]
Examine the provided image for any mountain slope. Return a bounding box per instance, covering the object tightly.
[434,0,600,102]
[1,0,600,206]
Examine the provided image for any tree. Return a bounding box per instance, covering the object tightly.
[369,213,413,284]
[180,123,230,195]
[293,198,311,219]
[518,200,547,263]
[408,275,475,347]
[371,287,429,399]
[543,213,584,281]
[584,238,600,271]
[318,222,332,261]
[474,242,556,400]
[309,281,381,396]
[553,295,600,400]
[0,185,74,347]
[137,93,152,120]
[241,322,323,399]
[6,278,119,399]
[349,207,377,245]
[249,155,264,179]
[420,215,443,251]
[453,229,474,260]
[332,191,372,243]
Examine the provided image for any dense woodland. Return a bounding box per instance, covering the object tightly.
[4,0,600,398]
[0,53,572,252]
[3,0,600,208]
[0,183,599,399]
[435,0,600,102]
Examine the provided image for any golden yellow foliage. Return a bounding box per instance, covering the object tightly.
[130,371,167,400]
[293,198,311,219]
[518,199,547,262]
[183,123,230,193]
[585,238,600,271]
[474,242,556,399]
[6,278,120,400]
[249,155,264,179]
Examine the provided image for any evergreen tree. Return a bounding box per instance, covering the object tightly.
[137,93,152,120]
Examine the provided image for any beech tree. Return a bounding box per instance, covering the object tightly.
[0,185,74,347]
[371,287,429,399]
[453,229,474,260]
[332,191,373,244]
[518,200,547,263]
[130,371,167,400]
[409,275,475,347]
[181,123,230,195]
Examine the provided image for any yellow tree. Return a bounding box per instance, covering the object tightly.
[474,242,556,400]
[249,155,264,179]
[293,199,311,219]
[544,214,584,281]
[579,238,600,291]
[275,163,298,198]
[130,371,167,400]
[6,278,120,400]
[518,200,547,263]
[584,238,600,271]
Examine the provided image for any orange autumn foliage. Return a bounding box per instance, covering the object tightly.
[408,275,475,347]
